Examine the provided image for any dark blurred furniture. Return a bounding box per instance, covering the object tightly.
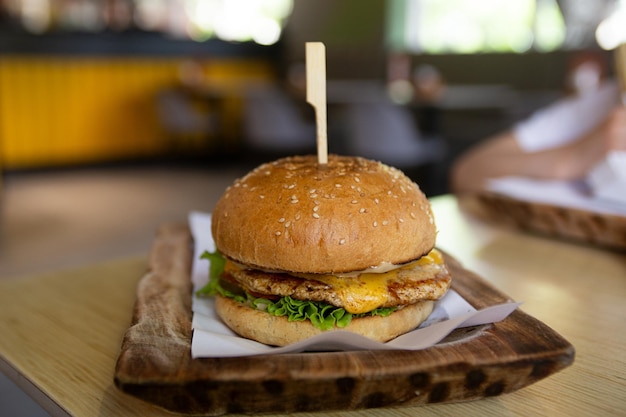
[156,86,220,155]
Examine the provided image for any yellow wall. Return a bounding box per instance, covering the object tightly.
[0,55,274,170]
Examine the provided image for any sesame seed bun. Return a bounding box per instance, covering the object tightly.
[215,295,435,346]
[211,154,436,274]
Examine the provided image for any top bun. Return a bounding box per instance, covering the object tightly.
[211,155,436,274]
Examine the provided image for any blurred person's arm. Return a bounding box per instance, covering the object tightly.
[450,106,626,194]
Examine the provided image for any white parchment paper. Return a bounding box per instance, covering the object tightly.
[188,211,520,358]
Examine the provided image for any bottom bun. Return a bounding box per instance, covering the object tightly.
[215,296,435,347]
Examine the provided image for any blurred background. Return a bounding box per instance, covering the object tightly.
[0,1,625,415]
[1,0,626,277]
[2,0,626,282]
[0,0,624,181]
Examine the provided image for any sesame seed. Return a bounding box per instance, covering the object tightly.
[278,217,285,223]
[354,177,361,183]
[374,198,379,204]
[399,218,404,223]
[290,199,299,204]
[351,199,358,204]
[275,231,282,236]
[313,206,319,212]
[335,183,342,188]
[382,220,389,226]
[310,189,316,193]
[288,184,296,189]
[410,212,416,219]
[313,213,320,219]
[373,221,378,227]
[359,208,366,213]
[259,195,265,199]
[339,239,346,245]
[310,193,318,198]
[295,213,301,220]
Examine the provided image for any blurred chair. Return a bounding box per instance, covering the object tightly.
[156,86,218,154]
[344,101,448,195]
[241,84,315,156]
[344,101,446,169]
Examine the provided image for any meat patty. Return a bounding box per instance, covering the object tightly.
[221,259,451,311]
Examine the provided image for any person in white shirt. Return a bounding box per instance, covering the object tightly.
[450,79,626,193]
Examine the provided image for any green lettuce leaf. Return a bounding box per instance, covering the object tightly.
[195,250,397,331]
[252,294,397,331]
[195,250,226,296]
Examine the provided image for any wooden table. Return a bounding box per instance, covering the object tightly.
[1,194,624,417]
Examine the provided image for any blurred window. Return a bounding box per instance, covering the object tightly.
[595,0,626,50]
[389,0,574,53]
[1,0,293,46]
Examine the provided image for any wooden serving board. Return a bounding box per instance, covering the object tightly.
[468,192,626,252]
[114,223,574,416]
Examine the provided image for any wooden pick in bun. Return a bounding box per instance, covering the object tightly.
[203,154,451,346]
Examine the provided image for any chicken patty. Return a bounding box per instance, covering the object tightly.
[221,258,451,312]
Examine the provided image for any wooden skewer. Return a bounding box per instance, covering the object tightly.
[306,42,328,165]
[616,43,626,104]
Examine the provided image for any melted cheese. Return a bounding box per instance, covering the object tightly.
[227,249,444,315]
[224,260,242,275]
[293,249,444,314]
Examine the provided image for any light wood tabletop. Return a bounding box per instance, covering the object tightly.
[0,194,624,417]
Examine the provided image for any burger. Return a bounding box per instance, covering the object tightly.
[197,154,451,346]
